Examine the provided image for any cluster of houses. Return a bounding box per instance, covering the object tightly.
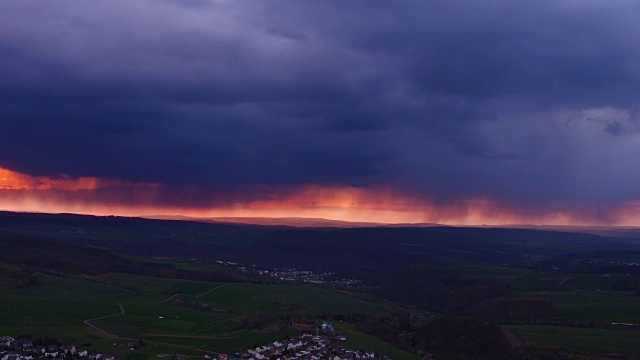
[3,326,391,360]
[211,261,361,287]
[255,269,361,287]
[1,337,120,360]
[205,331,389,360]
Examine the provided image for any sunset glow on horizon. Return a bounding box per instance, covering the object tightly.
[2,165,640,227]
[0,166,160,191]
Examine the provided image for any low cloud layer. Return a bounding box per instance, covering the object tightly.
[2,1,640,222]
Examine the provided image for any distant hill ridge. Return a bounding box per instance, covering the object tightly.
[146,215,444,228]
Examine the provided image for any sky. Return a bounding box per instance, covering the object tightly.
[2,0,640,225]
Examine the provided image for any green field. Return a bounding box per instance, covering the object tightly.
[561,274,634,291]
[513,290,640,324]
[504,271,640,357]
[508,325,640,357]
[508,273,570,291]
[104,273,207,294]
[512,274,640,324]
[194,283,381,315]
[456,265,533,277]
[0,272,412,359]
[334,323,420,360]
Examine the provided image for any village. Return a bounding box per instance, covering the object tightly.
[1,323,392,360]
[1,336,122,360]
[255,269,360,287]
[214,261,361,287]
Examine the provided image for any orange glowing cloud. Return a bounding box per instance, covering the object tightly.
[2,165,640,226]
[0,166,159,191]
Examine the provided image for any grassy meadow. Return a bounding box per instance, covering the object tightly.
[508,325,640,357]
[0,271,410,360]
[504,271,640,356]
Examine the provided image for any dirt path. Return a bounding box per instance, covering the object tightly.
[559,276,572,286]
[141,334,238,339]
[83,302,222,355]
[500,326,524,347]
[83,303,125,336]
[160,283,229,303]
[196,283,228,297]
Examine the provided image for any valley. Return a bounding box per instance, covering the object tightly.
[3,212,640,359]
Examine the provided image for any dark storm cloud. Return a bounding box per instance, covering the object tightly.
[2,0,640,206]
